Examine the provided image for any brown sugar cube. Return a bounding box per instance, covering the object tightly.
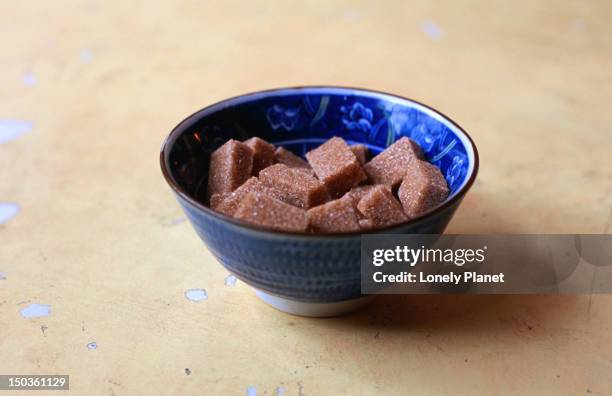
[234,192,308,232]
[244,137,275,175]
[210,193,226,210]
[345,185,376,219]
[307,197,360,233]
[398,160,449,219]
[350,144,368,165]
[357,185,408,227]
[259,164,328,209]
[359,218,373,231]
[305,137,367,198]
[345,185,376,208]
[215,177,270,216]
[207,139,253,200]
[275,147,311,170]
[363,137,424,187]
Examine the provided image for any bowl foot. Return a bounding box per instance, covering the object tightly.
[254,289,376,317]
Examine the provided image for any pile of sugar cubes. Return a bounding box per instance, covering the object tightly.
[206,136,449,233]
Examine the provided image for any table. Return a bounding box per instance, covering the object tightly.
[1,1,611,394]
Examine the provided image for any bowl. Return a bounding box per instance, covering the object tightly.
[160,86,478,317]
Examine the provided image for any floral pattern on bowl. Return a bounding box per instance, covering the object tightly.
[212,89,472,195]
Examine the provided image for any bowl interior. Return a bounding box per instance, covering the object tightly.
[164,87,476,207]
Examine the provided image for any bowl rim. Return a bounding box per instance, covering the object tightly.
[160,85,479,238]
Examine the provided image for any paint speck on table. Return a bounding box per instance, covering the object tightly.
[0,272,6,280]
[184,289,208,302]
[275,386,286,395]
[87,342,98,350]
[161,216,186,227]
[22,71,37,86]
[224,274,237,287]
[246,386,257,396]
[420,20,445,40]
[19,303,51,318]
[342,8,360,22]
[169,216,186,225]
[40,324,48,335]
[570,18,584,31]
[0,120,32,144]
[184,368,191,375]
[0,203,20,225]
[80,49,94,63]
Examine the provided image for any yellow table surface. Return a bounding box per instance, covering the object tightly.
[1,1,611,395]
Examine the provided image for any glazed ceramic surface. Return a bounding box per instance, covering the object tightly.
[161,87,478,302]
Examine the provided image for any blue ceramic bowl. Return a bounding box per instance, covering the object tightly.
[160,87,478,313]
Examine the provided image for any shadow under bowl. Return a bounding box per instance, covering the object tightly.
[160,86,478,316]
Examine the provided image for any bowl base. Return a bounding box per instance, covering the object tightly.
[254,289,376,317]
